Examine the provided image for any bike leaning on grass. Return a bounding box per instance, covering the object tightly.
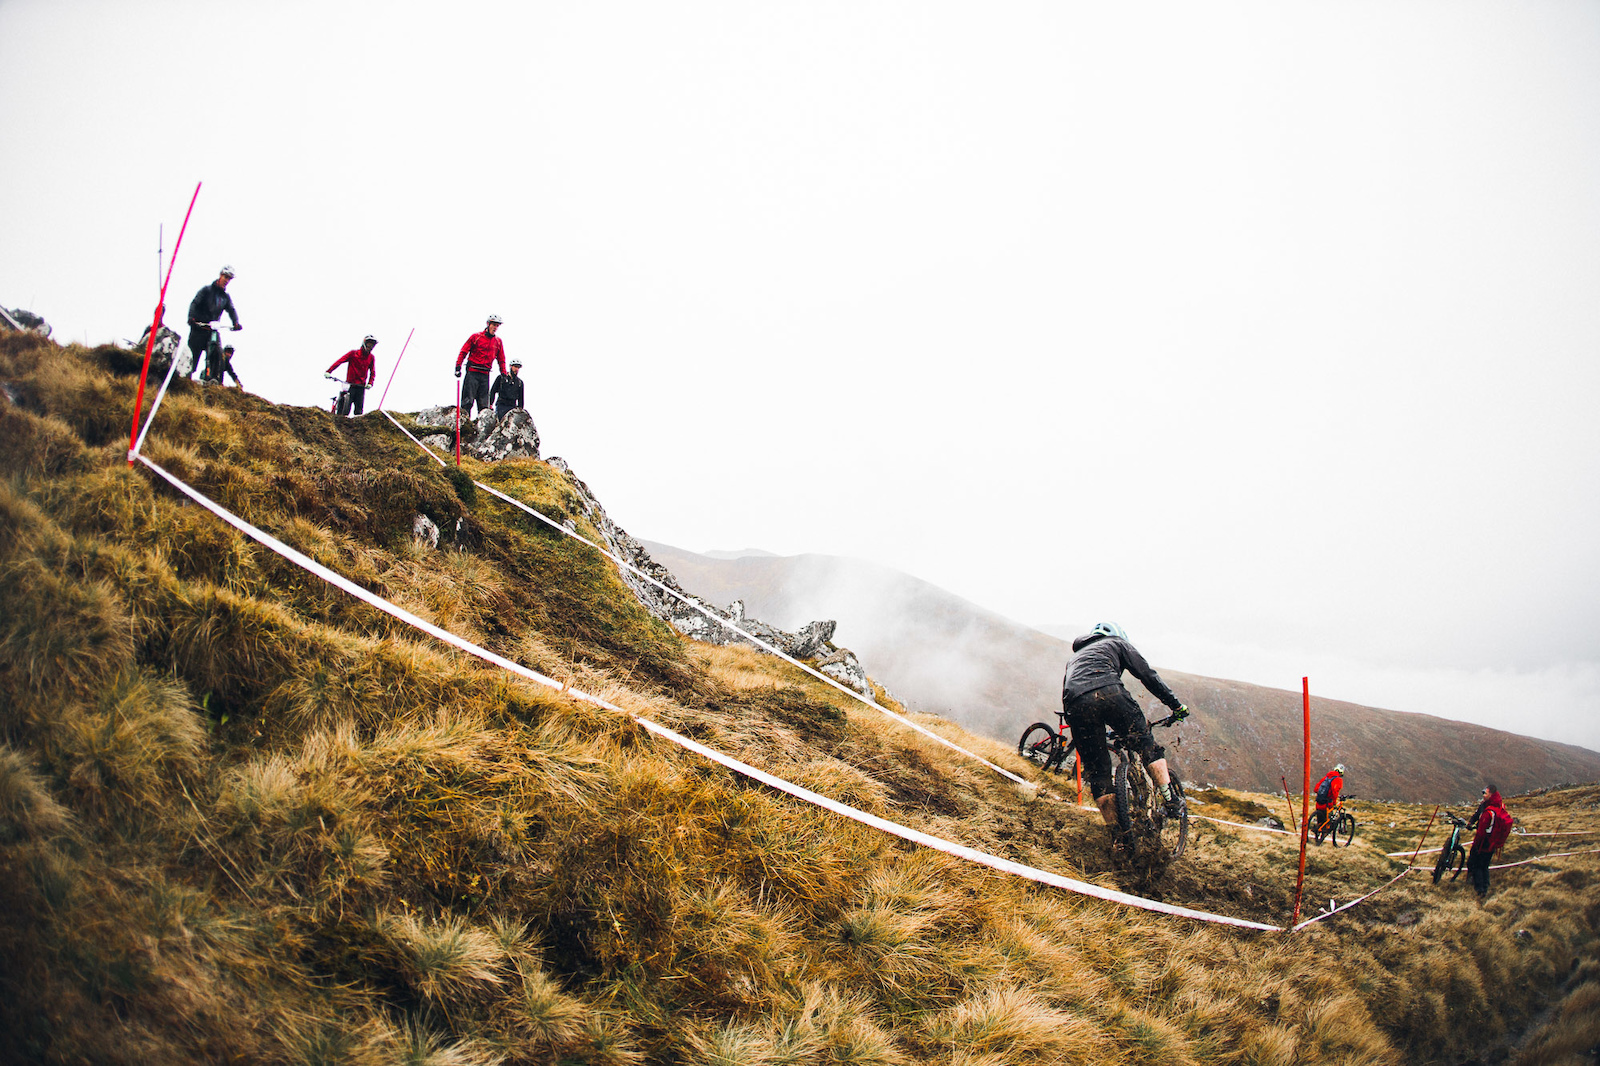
[1432,811,1470,883]
[1017,710,1189,860]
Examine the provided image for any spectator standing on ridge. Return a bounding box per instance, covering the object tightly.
[209,344,243,389]
[490,358,525,420]
[1466,783,1514,901]
[1311,763,1346,835]
[185,266,241,381]
[455,314,506,420]
[327,335,379,415]
[1061,622,1192,843]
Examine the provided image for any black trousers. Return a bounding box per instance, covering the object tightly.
[185,327,212,378]
[347,383,366,415]
[1064,685,1165,799]
[461,371,491,419]
[1467,844,1493,897]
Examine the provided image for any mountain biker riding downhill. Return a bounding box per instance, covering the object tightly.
[1061,622,1192,838]
[327,335,379,416]
[1312,764,1345,830]
[185,265,241,381]
[455,314,507,421]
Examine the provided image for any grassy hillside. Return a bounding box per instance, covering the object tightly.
[638,543,1600,804]
[2,333,1598,1065]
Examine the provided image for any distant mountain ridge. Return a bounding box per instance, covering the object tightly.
[640,541,1600,803]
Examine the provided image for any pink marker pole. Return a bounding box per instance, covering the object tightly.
[375,326,415,412]
[129,182,201,463]
[454,375,463,467]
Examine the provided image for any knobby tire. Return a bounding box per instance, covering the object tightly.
[1018,723,1061,772]
[1335,813,1355,848]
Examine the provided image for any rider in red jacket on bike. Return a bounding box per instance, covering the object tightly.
[327,335,378,416]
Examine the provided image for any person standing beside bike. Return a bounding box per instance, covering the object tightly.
[327,335,379,416]
[1466,783,1514,901]
[185,266,241,381]
[1062,622,1191,837]
[490,358,525,420]
[455,314,506,420]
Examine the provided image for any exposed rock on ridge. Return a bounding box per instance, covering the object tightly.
[541,456,873,692]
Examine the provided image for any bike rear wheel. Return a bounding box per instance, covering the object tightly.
[1335,813,1355,848]
[1017,723,1061,772]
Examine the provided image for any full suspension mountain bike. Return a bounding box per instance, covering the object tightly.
[1311,801,1357,847]
[1018,711,1189,861]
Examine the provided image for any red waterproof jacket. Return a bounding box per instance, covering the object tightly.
[1472,791,1514,852]
[328,347,376,385]
[456,331,507,375]
[1314,770,1343,811]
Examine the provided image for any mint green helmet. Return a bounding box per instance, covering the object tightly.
[1090,622,1127,640]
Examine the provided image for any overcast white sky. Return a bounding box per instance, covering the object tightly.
[4,1,1597,749]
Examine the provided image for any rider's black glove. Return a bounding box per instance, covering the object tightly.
[1172,704,1190,722]
[455,367,462,378]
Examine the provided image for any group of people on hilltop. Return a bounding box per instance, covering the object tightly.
[170,270,528,424]
[1055,626,1517,897]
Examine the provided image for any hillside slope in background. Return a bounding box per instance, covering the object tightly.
[639,543,1600,803]
[1,333,1596,1065]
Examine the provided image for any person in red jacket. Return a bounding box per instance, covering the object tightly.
[1310,764,1345,836]
[1466,783,1514,901]
[327,335,378,416]
[455,314,507,420]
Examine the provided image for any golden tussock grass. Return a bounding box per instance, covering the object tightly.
[0,336,1596,1064]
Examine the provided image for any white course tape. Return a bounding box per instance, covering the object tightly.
[135,453,1282,932]
[1405,846,1600,873]
[1291,869,1410,932]
[129,351,184,460]
[1193,814,1295,837]
[379,409,1033,789]
[1512,828,1600,837]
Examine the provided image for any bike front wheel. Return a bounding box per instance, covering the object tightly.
[1334,814,1355,848]
[1447,845,1467,881]
[1018,723,1061,772]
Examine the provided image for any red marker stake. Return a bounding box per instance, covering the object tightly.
[375,326,415,412]
[1409,806,1441,868]
[1290,677,1312,928]
[129,182,201,463]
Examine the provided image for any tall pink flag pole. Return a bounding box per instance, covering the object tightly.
[129,182,201,463]
[375,327,415,412]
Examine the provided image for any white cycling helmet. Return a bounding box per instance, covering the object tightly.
[363,334,378,344]
[1334,764,1346,774]
[1090,622,1127,640]
[219,264,236,277]
[486,314,503,325]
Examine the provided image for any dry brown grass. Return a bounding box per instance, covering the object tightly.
[0,336,1596,1064]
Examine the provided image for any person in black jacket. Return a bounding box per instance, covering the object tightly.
[490,359,525,419]
[185,266,241,380]
[1061,622,1192,839]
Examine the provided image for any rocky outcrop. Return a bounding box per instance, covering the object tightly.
[409,406,539,462]
[544,456,872,692]
[472,408,540,461]
[3,308,50,336]
[397,406,874,693]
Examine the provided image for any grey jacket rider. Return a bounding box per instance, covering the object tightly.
[1061,633,1184,712]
